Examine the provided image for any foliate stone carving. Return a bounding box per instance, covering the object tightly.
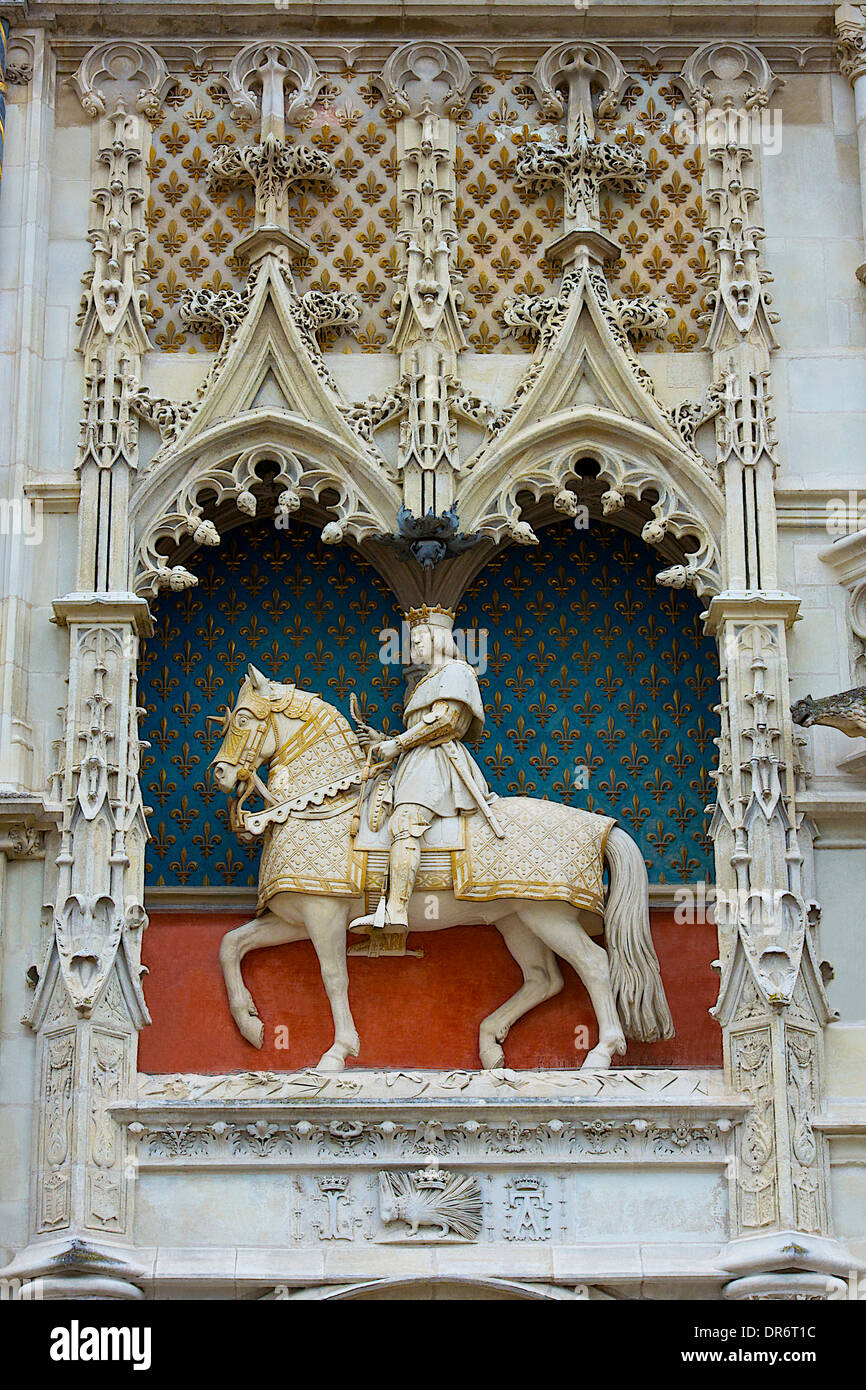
[129,387,197,445]
[122,1110,739,1167]
[835,4,866,83]
[4,35,34,87]
[375,42,476,120]
[220,41,327,129]
[209,138,333,227]
[516,114,645,234]
[518,44,645,234]
[610,296,672,345]
[729,1027,777,1228]
[71,40,173,120]
[378,1169,483,1241]
[180,283,254,337]
[290,289,361,358]
[670,385,725,452]
[88,1031,127,1230]
[367,42,479,516]
[5,823,43,857]
[39,1029,76,1231]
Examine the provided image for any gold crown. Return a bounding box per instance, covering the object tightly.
[405,604,456,631]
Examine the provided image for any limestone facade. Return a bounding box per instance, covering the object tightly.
[0,0,864,1301]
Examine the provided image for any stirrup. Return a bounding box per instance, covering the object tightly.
[348,895,390,935]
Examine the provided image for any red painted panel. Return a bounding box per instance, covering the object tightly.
[138,910,722,1073]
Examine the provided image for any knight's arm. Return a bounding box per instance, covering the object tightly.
[391,699,473,753]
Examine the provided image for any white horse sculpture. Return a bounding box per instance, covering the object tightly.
[210,666,673,1072]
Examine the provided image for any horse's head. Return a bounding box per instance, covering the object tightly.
[209,664,306,793]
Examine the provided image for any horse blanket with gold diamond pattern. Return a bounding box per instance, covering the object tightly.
[257,794,613,919]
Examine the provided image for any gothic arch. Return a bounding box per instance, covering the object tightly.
[130,406,400,597]
[459,408,724,600]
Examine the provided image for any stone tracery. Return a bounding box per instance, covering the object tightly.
[0,10,859,1306]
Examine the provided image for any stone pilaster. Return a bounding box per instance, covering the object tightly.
[8,40,168,1299]
[836,3,866,284]
[0,29,51,794]
[371,43,478,518]
[676,42,847,1291]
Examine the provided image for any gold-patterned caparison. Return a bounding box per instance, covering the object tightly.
[255,793,613,920]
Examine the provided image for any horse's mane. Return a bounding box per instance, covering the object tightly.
[274,681,365,761]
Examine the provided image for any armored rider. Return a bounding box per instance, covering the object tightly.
[350,605,501,933]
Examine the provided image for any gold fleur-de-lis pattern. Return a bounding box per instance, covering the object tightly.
[595,60,710,353]
[456,520,719,883]
[140,518,718,889]
[139,522,405,887]
[141,58,707,356]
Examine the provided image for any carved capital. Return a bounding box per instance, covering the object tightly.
[373,41,476,119]
[220,42,325,138]
[724,1272,848,1300]
[526,42,632,126]
[4,34,35,87]
[836,3,866,83]
[72,40,173,120]
[675,41,782,115]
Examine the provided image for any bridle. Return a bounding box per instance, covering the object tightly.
[208,680,311,830]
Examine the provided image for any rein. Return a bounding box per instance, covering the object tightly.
[215,686,373,839]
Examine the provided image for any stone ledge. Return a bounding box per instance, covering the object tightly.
[130,1065,733,1105]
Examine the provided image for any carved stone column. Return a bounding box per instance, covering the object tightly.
[675,43,848,1292]
[0,29,50,794]
[836,4,866,285]
[5,41,168,1300]
[362,43,478,519]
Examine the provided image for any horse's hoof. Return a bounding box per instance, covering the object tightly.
[316,1049,346,1072]
[237,1011,264,1049]
[581,1045,613,1070]
[479,1041,505,1069]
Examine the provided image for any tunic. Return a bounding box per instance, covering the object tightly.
[391,660,491,817]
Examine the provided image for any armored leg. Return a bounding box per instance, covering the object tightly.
[385,803,434,928]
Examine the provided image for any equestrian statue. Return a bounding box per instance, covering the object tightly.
[210,604,674,1072]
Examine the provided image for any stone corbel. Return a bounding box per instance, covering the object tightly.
[4,33,35,88]
[0,794,60,859]
[222,40,327,132]
[836,4,866,284]
[818,527,866,681]
[71,40,173,121]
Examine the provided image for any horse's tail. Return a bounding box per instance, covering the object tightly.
[603,826,674,1042]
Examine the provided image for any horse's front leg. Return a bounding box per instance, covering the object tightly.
[298,895,359,1072]
[219,909,308,1048]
